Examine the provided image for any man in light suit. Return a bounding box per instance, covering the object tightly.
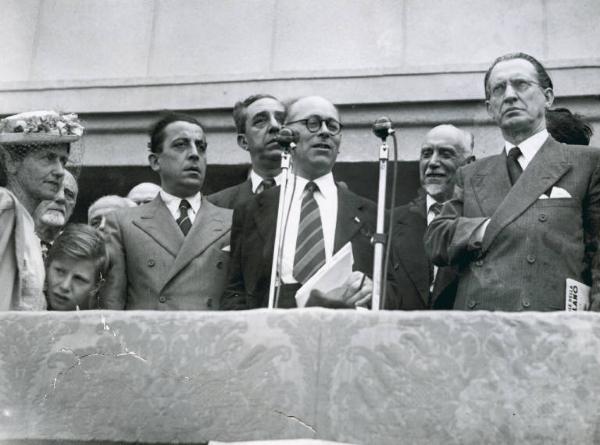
[100,113,232,310]
[221,96,375,309]
[208,94,286,209]
[388,125,474,310]
[425,52,600,311]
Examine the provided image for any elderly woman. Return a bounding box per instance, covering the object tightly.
[0,111,83,310]
[45,224,108,311]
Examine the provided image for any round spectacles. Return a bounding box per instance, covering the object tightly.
[286,115,343,135]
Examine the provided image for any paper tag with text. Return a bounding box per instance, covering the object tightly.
[565,278,590,312]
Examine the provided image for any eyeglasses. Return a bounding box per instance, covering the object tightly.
[489,78,540,99]
[286,115,343,135]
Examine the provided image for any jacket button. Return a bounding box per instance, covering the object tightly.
[216,261,223,269]
[467,300,477,309]
[159,296,167,303]
[527,254,536,264]
[207,298,213,308]
[522,298,531,308]
[539,214,547,222]
[147,259,155,267]
[475,259,484,267]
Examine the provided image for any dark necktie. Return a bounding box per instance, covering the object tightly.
[257,178,276,194]
[507,146,523,185]
[430,202,443,217]
[293,182,326,284]
[176,199,192,236]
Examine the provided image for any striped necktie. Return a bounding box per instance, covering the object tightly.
[293,181,326,284]
[176,199,192,236]
[507,146,523,185]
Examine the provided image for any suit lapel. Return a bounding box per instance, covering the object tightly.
[333,186,367,253]
[133,196,183,258]
[161,198,229,290]
[482,137,571,251]
[394,194,430,305]
[471,153,512,216]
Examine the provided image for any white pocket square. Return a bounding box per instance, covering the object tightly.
[548,186,572,198]
[221,245,231,252]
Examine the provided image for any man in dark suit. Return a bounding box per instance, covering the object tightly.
[388,125,474,310]
[221,96,375,309]
[207,94,286,209]
[100,113,232,310]
[425,52,600,311]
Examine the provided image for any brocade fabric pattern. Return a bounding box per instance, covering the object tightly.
[0,309,599,444]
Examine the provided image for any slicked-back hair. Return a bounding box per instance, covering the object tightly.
[546,108,594,146]
[148,112,205,154]
[484,52,553,100]
[232,94,279,134]
[47,223,109,284]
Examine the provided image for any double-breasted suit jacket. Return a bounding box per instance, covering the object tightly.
[388,191,458,310]
[425,137,600,311]
[207,178,254,210]
[100,196,232,310]
[221,184,377,309]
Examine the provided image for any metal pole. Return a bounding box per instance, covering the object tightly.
[371,140,389,311]
[267,149,293,309]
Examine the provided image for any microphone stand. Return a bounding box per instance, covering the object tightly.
[267,144,295,309]
[371,131,393,311]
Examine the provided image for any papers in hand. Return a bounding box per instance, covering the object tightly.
[565,278,590,311]
[295,242,354,308]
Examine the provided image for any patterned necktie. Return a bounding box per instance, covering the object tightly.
[507,146,523,185]
[293,182,326,284]
[430,202,443,217]
[257,178,276,194]
[176,199,192,236]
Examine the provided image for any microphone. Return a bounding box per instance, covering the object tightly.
[372,117,394,140]
[275,127,299,149]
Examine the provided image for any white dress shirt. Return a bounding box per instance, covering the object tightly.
[504,129,549,170]
[159,189,202,224]
[250,169,284,194]
[280,172,338,283]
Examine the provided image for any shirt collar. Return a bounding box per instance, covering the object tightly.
[293,172,337,199]
[159,189,201,215]
[504,129,549,164]
[249,169,283,193]
[425,194,438,214]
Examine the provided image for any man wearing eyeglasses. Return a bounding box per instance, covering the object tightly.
[425,52,600,311]
[221,95,377,309]
[208,94,286,209]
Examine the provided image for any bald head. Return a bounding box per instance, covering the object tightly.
[419,124,475,202]
[127,182,160,205]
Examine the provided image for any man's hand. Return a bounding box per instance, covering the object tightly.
[307,271,372,309]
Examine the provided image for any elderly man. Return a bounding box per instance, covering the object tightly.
[0,110,83,310]
[388,125,474,310]
[425,52,600,311]
[126,182,161,205]
[34,170,78,255]
[100,113,232,310]
[208,94,285,209]
[88,195,135,231]
[221,96,376,309]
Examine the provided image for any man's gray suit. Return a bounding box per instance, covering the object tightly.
[207,178,253,210]
[100,196,232,310]
[425,137,600,311]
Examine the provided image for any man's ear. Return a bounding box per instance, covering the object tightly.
[237,134,248,150]
[148,152,160,173]
[464,155,476,165]
[543,88,555,109]
[485,99,493,118]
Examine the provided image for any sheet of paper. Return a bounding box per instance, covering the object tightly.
[294,242,354,308]
[565,278,590,311]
